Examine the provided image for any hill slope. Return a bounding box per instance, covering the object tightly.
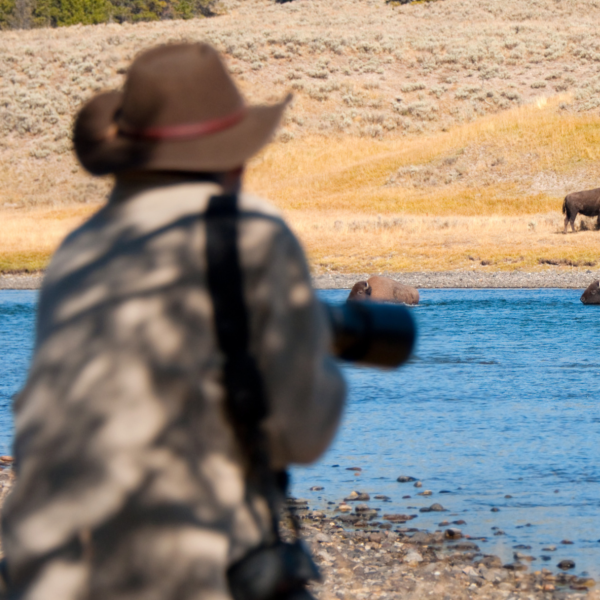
[2,0,600,273]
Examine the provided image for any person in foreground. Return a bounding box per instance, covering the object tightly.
[2,43,346,600]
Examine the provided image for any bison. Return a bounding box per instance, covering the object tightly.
[347,275,419,305]
[562,188,600,233]
[581,280,600,305]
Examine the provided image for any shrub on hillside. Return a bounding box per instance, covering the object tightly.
[1,0,216,27]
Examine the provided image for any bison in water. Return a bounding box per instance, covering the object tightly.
[348,276,419,305]
[581,280,600,305]
[562,188,600,233]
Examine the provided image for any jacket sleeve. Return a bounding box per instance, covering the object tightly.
[248,219,346,469]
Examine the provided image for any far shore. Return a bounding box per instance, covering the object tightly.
[2,270,598,292]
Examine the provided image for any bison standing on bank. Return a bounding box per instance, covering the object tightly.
[562,188,600,233]
[348,275,419,305]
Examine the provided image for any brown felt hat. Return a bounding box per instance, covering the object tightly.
[74,43,291,175]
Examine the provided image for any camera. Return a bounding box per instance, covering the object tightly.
[324,301,417,368]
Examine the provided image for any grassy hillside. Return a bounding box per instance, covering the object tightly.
[2,0,600,273]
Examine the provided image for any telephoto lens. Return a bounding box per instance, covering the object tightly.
[323,301,417,368]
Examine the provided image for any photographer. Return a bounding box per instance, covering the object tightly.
[2,43,345,600]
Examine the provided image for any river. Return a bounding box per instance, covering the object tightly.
[2,288,599,576]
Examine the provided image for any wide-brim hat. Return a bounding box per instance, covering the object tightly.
[74,43,291,176]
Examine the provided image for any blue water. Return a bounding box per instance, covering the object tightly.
[2,288,600,575]
[0,291,37,454]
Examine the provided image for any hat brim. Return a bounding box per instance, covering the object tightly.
[75,92,290,176]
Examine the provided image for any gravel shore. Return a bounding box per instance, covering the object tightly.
[2,270,599,291]
[286,497,599,600]
[312,270,600,290]
[0,274,44,290]
[0,463,596,599]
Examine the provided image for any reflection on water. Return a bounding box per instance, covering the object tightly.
[292,289,600,577]
[2,289,600,575]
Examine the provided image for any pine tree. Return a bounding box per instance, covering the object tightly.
[7,0,32,28]
[161,0,215,19]
[0,0,16,29]
[5,0,215,28]
[108,0,165,22]
[31,0,108,26]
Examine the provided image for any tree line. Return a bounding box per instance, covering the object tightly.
[0,0,216,28]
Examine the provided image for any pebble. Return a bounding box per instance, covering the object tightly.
[413,481,423,488]
[557,559,576,570]
[396,475,417,482]
[444,528,462,540]
[479,555,503,568]
[309,486,324,491]
[490,507,500,512]
[572,577,596,589]
[404,550,424,564]
[346,467,362,471]
[417,490,432,496]
[374,495,390,501]
[513,552,535,561]
[453,542,479,551]
[286,498,308,507]
[542,545,556,551]
[503,562,528,571]
[383,513,416,522]
[560,539,574,544]
[344,491,369,501]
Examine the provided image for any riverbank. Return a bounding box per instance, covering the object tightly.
[312,271,600,290]
[2,270,599,291]
[288,497,599,600]
[0,460,595,600]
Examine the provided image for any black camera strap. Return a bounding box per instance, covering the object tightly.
[205,193,320,600]
[205,192,287,537]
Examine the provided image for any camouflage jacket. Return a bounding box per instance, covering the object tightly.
[2,175,345,600]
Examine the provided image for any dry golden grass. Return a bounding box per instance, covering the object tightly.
[286,211,600,273]
[247,96,600,215]
[4,98,600,274]
[0,205,96,272]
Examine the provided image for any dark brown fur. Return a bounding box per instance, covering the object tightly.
[348,276,419,305]
[562,188,600,233]
[581,280,600,305]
